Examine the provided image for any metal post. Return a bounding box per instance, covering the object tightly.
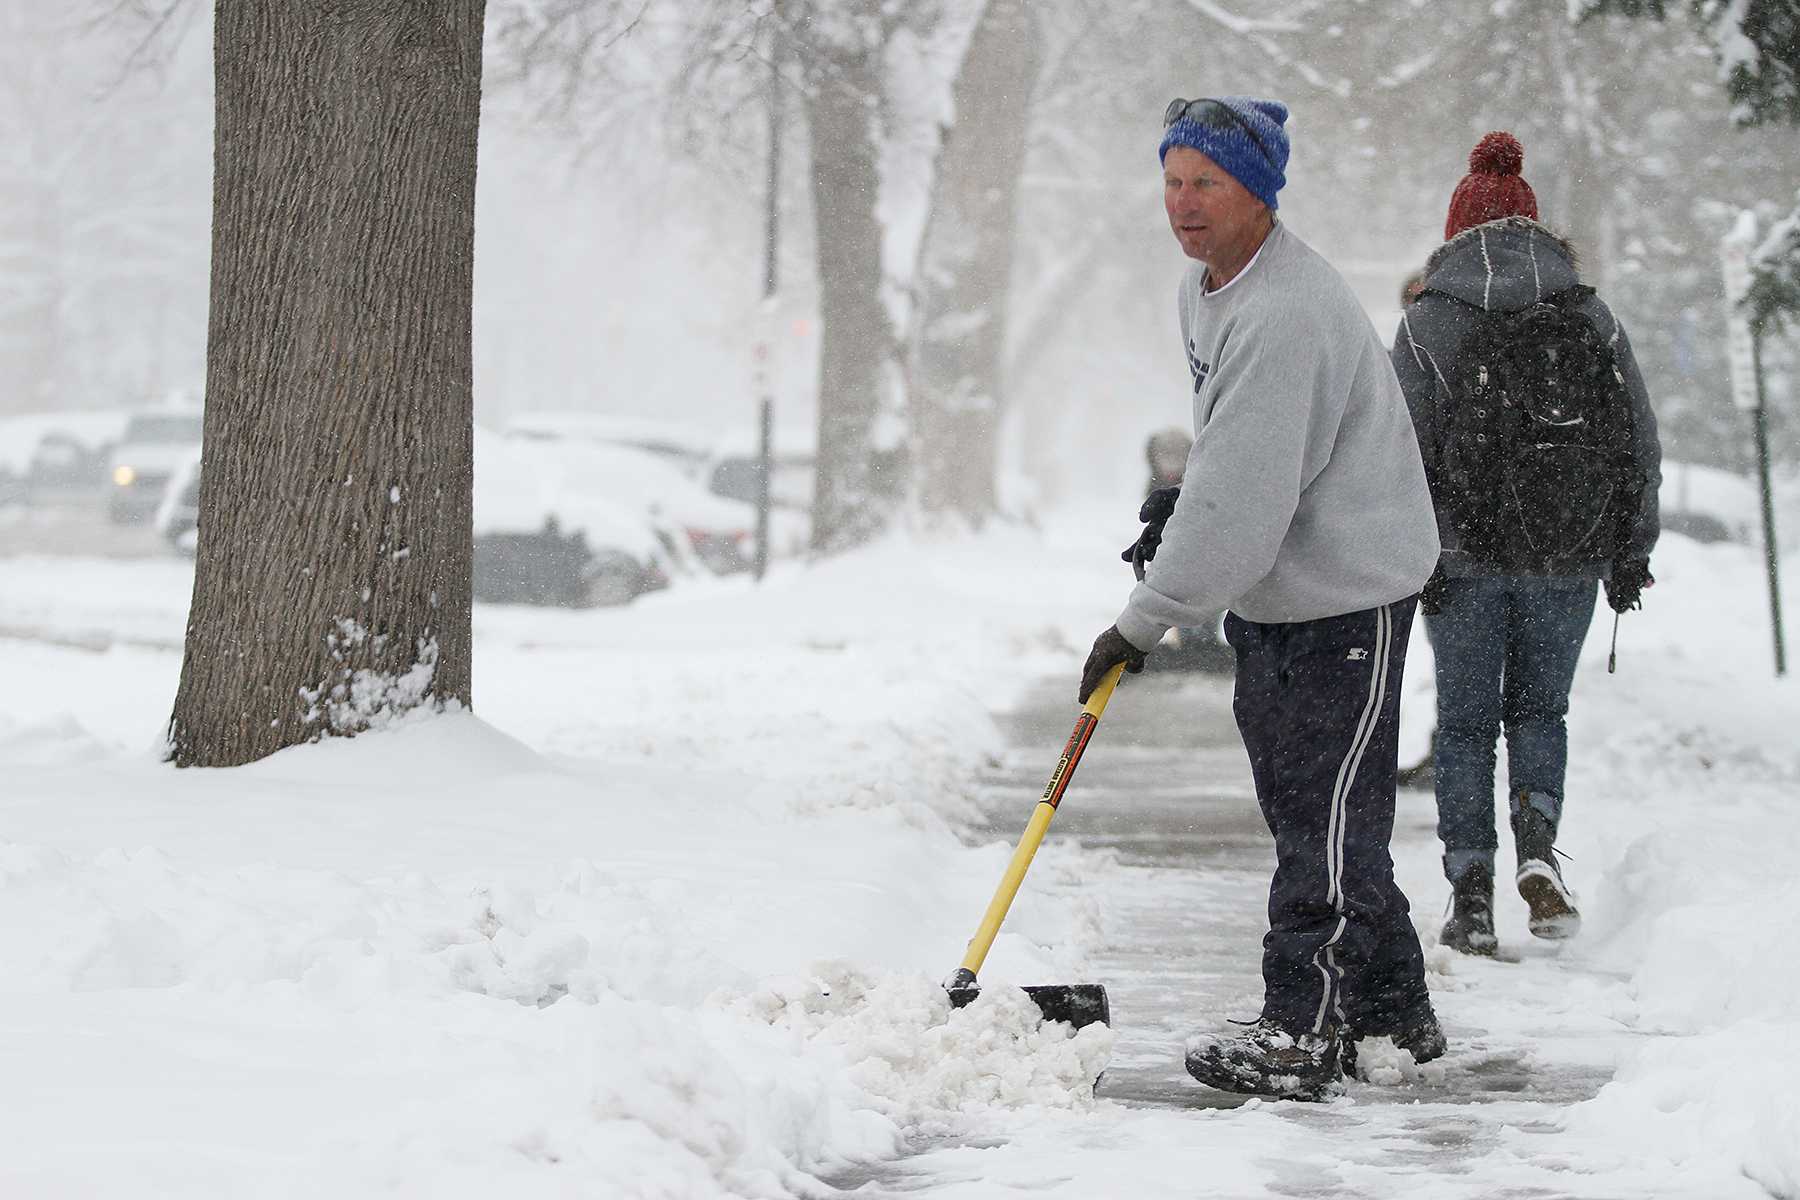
[754,398,773,580]
[1721,212,1784,677]
[1749,324,1787,676]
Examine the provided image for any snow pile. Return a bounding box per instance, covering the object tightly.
[0,712,110,765]
[1585,807,1800,1033]
[0,719,1114,1198]
[1348,1035,1448,1089]
[0,834,718,1006]
[1567,1023,1799,1200]
[733,964,1114,1131]
[1533,532,1800,1196]
[1561,748,1800,1196]
[0,527,1125,1198]
[0,554,192,648]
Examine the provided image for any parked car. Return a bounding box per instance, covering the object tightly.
[505,412,809,567]
[474,430,673,608]
[695,444,814,511]
[476,524,669,608]
[0,412,131,510]
[689,436,815,558]
[501,429,759,575]
[108,410,203,524]
[474,522,669,608]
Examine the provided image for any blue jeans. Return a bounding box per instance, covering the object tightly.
[1426,576,1597,882]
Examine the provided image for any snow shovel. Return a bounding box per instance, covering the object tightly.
[943,663,1121,1030]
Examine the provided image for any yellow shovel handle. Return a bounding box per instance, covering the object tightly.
[957,662,1124,978]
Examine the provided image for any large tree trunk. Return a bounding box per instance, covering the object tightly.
[169,0,484,768]
[911,0,1041,525]
[799,15,893,554]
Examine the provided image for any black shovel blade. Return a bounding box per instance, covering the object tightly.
[946,982,1110,1030]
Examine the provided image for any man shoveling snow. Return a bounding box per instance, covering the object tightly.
[1083,95,1446,1100]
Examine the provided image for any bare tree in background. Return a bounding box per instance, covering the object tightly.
[910,0,1042,525]
[1583,0,1800,126]
[776,0,903,551]
[169,0,484,767]
[1586,0,1800,329]
[0,6,207,415]
[1331,0,1796,466]
[1003,0,1341,495]
[494,0,943,553]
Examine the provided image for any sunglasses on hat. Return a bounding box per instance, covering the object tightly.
[1163,97,1274,167]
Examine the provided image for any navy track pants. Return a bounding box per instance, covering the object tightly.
[1223,598,1430,1035]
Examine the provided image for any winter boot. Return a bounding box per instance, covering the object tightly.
[1440,862,1498,956]
[1343,1000,1447,1077]
[1513,798,1581,939]
[1184,1018,1342,1100]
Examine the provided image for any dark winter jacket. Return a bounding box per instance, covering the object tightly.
[1390,216,1661,579]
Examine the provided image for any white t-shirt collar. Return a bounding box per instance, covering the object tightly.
[1203,220,1280,296]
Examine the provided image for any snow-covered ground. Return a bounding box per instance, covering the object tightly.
[1,502,1795,1198]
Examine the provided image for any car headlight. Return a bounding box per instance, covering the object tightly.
[113,465,137,487]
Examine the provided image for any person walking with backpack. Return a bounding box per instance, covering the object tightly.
[1392,132,1662,956]
[1083,96,1445,1099]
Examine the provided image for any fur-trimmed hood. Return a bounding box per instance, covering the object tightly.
[1421,216,1583,313]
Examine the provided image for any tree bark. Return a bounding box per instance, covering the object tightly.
[169,0,484,768]
[911,0,1041,525]
[795,7,893,555]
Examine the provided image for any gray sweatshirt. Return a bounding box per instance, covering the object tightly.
[1116,222,1440,651]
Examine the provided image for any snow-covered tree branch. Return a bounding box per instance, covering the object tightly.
[1749,193,1800,332]
[1578,0,1799,125]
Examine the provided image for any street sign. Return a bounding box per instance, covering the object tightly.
[1720,212,1761,412]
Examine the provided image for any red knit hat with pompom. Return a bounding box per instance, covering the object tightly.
[1444,132,1538,240]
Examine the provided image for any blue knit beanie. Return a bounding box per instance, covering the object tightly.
[1158,97,1290,210]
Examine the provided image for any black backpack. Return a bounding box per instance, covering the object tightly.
[1429,286,1642,571]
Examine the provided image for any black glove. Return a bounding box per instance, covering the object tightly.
[1120,486,1181,576]
[1419,564,1447,616]
[1079,625,1148,703]
[1604,558,1654,613]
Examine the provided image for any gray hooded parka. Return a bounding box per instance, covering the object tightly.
[1390,216,1661,579]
